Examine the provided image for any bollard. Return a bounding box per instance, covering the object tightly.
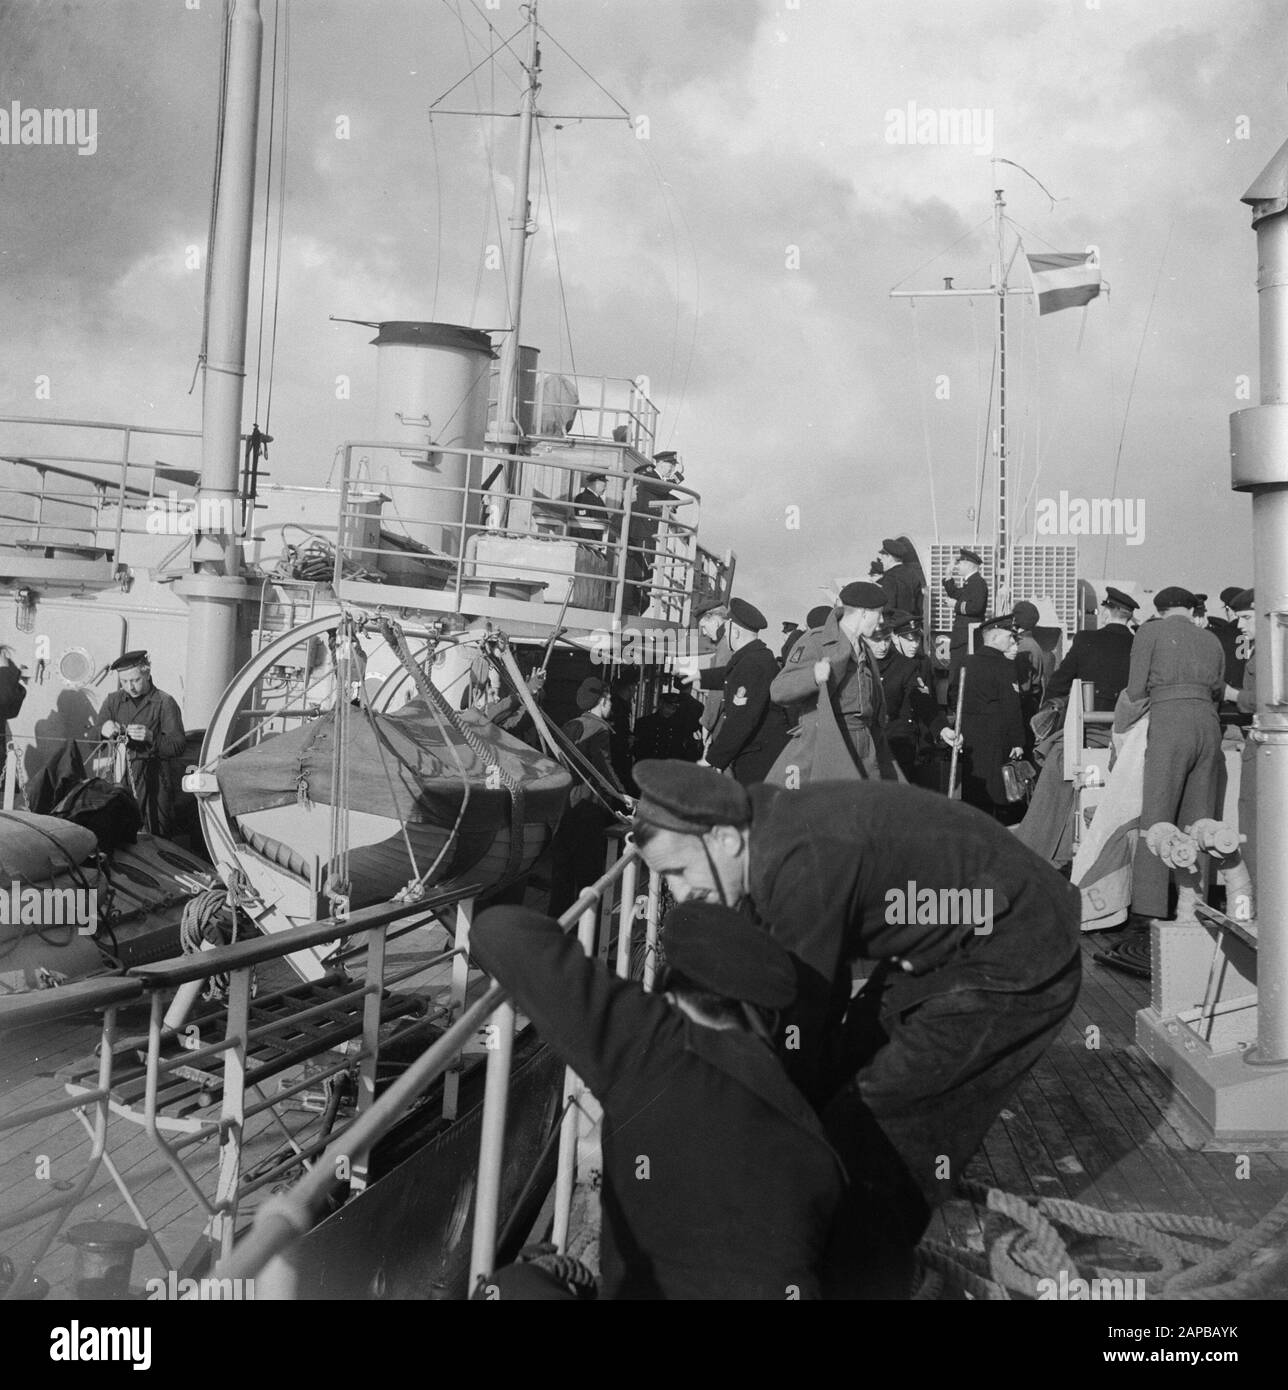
[64,1221,148,1300]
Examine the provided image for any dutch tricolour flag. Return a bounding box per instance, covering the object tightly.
[1026,251,1102,316]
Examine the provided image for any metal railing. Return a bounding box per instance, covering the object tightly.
[0,886,476,1292]
[216,839,662,1296]
[0,414,252,575]
[334,440,723,628]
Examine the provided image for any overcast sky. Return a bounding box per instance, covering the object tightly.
[1,0,1283,625]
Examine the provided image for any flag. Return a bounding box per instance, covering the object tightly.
[1026,251,1101,315]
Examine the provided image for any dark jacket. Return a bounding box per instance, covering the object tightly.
[470,908,846,1300]
[878,562,925,621]
[632,710,702,763]
[701,639,790,785]
[960,647,1023,806]
[97,683,186,835]
[1045,623,1133,712]
[943,571,988,649]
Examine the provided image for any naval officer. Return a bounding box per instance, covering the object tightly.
[942,547,989,693]
[631,760,1081,1296]
[470,899,847,1299]
[691,597,789,785]
[96,650,186,836]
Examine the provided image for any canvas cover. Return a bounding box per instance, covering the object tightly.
[217,699,571,833]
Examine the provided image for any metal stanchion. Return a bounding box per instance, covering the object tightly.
[551,903,599,1251]
[468,1000,516,1293]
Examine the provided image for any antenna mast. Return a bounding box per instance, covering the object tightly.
[494,2,541,447]
[891,170,1030,614]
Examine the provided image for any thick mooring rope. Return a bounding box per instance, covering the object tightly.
[916,1180,1288,1301]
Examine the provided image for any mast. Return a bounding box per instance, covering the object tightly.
[994,186,1009,610]
[493,2,541,447]
[176,0,262,727]
[1232,135,1288,1066]
[890,173,1029,613]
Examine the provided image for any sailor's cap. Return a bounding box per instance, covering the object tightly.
[1154,586,1197,612]
[727,597,767,632]
[109,650,150,672]
[633,760,751,834]
[838,581,885,610]
[662,902,796,1010]
[1103,586,1139,612]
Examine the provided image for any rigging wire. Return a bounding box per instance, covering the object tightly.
[252,0,289,433]
[428,115,444,321]
[889,217,994,294]
[535,118,578,379]
[264,0,290,431]
[1102,214,1176,576]
[536,21,633,119]
[908,301,940,543]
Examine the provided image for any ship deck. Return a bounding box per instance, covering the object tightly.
[2,933,1285,1299]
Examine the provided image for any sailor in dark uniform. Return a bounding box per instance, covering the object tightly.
[1125,587,1226,922]
[954,616,1025,822]
[96,650,186,836]
[632,684,703,764]
[693,598,790,785]
[1044,586,1138,713]
[867,618,923,781]
[942,547,988,693]
[469,899,847,1299]
[631,761,1081,1297]
[767,581,899,785]
[875,536,925,620]
[570,472,611,543]
[1211,584,1253,731]
[1015,587,1138,867]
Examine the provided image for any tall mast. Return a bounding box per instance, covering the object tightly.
[890,173,1029,614]
[176,0,261,727]
[994,185,1009,610]
[494,2,541,447]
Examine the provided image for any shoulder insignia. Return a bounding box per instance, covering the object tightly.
[790,645,806,662]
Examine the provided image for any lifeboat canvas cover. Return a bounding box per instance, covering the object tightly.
[216,698,571,865]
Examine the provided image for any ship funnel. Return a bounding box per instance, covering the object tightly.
[370,322,495,580]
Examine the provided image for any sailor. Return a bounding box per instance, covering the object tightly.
[952,616,1026,822]
[691,597,790,785]
[1124,587,1226,922]
[630,760,1081,1297]
[1210,584,1252,731]
[1015,587,1138,868]
[1044,586,1138,713]
[469,899,847,1299]
[767,581,899,785]
[875,536,926,619]
[867,618,923,782]
[1010,600,1054,742]
[570,472,611,543]
[96,651,186,836]
[1223,589,1257,885]
[547,677,630,916]
[886,609,950,789]
[693,597,731,746]
[779,620,804,665]
[0,645,27,744]
[632,684,703,764]
[942,548,989,693]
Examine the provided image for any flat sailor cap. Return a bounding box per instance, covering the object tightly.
[1219,586,1244,609]
[109,650,150,672]
[727,597,767,632]
[806,604,834,628]
[884,607,914,632]
[838,581,886,609]
[1154,586,1197,612]
[1103,586,1139,612]
[633,760,751,834]
[1230,587,1254,612]
[662,902,796,1010]
[1011,601,1040,630]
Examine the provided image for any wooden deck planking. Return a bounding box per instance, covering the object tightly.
[4,932,1286,1296]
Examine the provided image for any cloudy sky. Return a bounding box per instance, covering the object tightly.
[0,0,1283,625]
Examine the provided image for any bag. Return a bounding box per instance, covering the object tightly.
[1001,758,1037,803]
